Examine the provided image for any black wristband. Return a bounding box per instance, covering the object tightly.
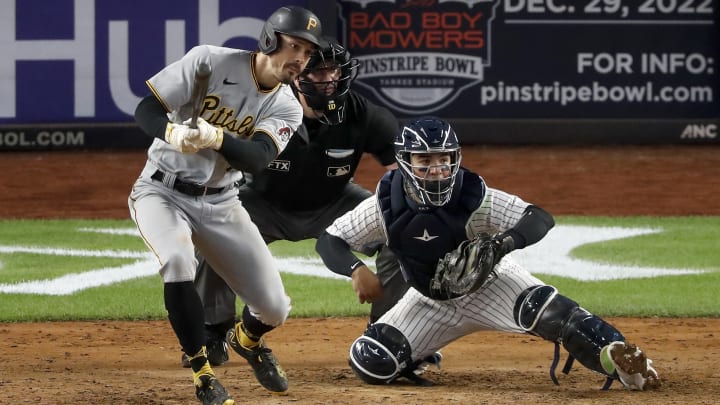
[350,260,365,274]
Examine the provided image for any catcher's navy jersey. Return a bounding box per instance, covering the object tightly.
[248,91,397,210]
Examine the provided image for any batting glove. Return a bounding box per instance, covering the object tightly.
[165,122,200,153]
[182,118,224,150]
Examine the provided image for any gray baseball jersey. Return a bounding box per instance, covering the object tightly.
[325,180,545,361]
[129,44,302,327]
[144,45,298,187]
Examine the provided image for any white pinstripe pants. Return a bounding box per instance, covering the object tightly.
[376,256,544,361]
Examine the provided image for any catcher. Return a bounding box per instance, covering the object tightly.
[315,117,661,390]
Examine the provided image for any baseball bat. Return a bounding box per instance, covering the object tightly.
[189,62,212,129]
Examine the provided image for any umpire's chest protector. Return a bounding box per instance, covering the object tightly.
[378,169,486,296]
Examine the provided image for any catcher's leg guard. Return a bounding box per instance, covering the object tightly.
[514,285,624,385]
[349,323,413,385]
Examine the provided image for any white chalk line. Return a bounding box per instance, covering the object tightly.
[0,226,706,295]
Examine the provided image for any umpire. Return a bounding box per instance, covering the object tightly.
[184,37,407,367]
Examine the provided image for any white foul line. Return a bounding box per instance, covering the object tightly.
[0,225,706,295]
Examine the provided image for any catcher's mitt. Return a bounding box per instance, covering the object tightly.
[429,234,514,300]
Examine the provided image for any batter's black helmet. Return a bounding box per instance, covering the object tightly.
[259,6,323,54]
[294,37,359,125]
[395,117,462,207]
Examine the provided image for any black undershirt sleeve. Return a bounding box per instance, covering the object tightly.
[134,94,171,140]
[315,231,366,278]
[217,133,277,175]
[499,205,555,249]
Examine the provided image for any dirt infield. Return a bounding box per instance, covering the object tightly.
[1,145,719,404]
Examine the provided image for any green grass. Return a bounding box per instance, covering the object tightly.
[0,217,718,322]
[0,253,135,283]
[561,216,720,269]
[0,219,142,250]
[0,277,165,321]
[281,274,363,317]
[539,273,719,317]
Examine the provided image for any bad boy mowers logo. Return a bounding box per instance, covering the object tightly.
[339,0,499,115]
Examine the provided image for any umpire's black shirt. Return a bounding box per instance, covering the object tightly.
[248,90,398,210]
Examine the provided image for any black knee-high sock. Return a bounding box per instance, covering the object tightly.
[241,305,274,339]
[164,281,205,356]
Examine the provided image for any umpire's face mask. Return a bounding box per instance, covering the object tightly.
[295,61,355,125]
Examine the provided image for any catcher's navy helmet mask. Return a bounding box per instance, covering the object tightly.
[395,117,462,207]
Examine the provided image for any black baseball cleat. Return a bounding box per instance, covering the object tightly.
[226,327,288,394]
[182,339,229,368]
[195,374,234,405]
[207,338,230,366]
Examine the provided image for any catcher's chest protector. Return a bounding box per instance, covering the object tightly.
[377,170,484,296]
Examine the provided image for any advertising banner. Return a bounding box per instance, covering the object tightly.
[337,0,720,143]
[0,0,308,150]
[1,0,717,148]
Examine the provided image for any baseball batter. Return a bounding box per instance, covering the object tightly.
[128,6,322,404]
[315,117,661,390]
[185,37,405,369]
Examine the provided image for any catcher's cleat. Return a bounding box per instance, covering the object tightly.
[183,339,229,368]
[195,374,234,405]
[226,326,289,394]
[413,351,443,376]
[400,369,435,387]
[601,341,661,391]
